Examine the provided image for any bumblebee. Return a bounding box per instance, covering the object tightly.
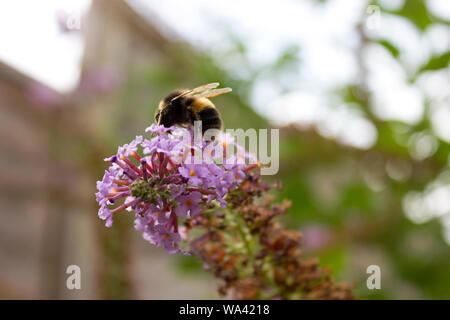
[155,83,232,134]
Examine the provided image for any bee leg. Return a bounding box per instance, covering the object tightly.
[154,110,161,124]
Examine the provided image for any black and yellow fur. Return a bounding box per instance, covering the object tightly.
[155,90,223,134]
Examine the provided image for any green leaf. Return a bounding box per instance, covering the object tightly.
[376,39,400,58]
[386,0,433,31]
[418,51,450,73]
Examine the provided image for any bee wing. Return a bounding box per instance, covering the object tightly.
[190,82,220,95]
[170,83,220,102]
[197,87,232,99]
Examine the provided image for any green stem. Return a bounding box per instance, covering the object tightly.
[235,213,254,262]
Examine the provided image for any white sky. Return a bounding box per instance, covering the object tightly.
[0,0,90,92]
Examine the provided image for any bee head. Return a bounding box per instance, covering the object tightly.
[155,103,173,127]
[155,90,186,127]
[154,109,161,124]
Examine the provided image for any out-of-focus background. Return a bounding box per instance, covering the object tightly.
[0,0,449,299]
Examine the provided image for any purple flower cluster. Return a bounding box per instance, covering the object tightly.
[95,124,254,254]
